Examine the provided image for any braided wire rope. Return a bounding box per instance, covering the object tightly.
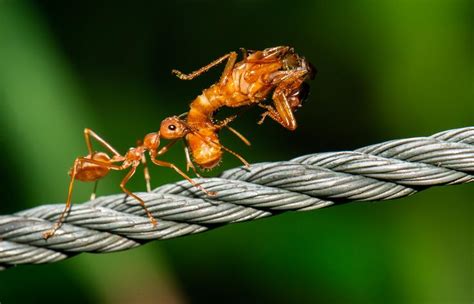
[0,127,473,270]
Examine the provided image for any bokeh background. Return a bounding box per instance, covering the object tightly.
[0,0,472,303]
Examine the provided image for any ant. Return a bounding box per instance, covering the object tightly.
[42,127,214,239]
[166,46,315,171]
[43,46,314,238]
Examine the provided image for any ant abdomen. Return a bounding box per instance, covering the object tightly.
[70,152,111,182]
[187,133,222,169]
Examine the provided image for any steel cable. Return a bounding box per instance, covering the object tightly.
[0,127,472,270]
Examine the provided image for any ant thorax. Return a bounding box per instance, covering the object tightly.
[125,147,144,162]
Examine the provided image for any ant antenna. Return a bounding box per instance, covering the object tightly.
[177,112,188,119]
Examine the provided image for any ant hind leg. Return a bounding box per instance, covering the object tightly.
[172,52,237,81]
[90,181,99,200]
[43,159,81,239]
[84,128,122,157]
[43,157,124,239]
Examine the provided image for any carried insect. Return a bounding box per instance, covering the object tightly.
[164,46,315,171]
[42,127,214,239]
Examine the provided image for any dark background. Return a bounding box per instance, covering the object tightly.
[0,0,472,303]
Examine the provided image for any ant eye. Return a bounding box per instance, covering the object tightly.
[168,124,176,131]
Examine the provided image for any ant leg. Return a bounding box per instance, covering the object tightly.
[136,139,152,192]
[150,157,215,196]
[262,70,308,131]
[188,131,251,168]
[271,71,310,131]
[219,144,250,168]
[245,47,294,64]
[90,181,99,200]
[142,139,181,188]
[172,52,237,81]
[239,47,248,59]
[215,117,251,146]
[43,159,81,239]
[137,140,180,192]
[155,139,179,157]
[225,126,251,146]
[270,90,297,130]
[184,146,201,177]
[214,115,237,129]
[219,52,237,85]
[141,154,152,192]
[84,128,122,158]
[83,129,124,200]
[120,165,157,226]
[257,104,278,125]
[43,157,124,239]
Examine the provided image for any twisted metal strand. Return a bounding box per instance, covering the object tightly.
[0,127,472,270]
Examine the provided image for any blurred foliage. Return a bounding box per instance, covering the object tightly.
[0,0,472,303]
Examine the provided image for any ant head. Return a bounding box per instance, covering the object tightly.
[160,116,189,139]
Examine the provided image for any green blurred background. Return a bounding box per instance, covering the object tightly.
[0,0,472,303]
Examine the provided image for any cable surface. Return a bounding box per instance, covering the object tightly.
[1,127,473,270]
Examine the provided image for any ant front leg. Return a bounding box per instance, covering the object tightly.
[172,52,237,83]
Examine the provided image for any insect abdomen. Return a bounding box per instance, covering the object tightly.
[186,132,222,169]
[71,152,111,182]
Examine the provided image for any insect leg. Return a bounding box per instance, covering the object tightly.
[172,52,237,81]
[219,52,238,85]
[189,130,251,168]
[43,158,80,239]
[260,69,309,130]
[150,157,215,196]
[214,115,238,129]
[155,139,179,156]
[84,129,125,199]
[271,89,297,130]
[120,165,158,226]
[225,126,251,146]
[141,154,152,192]
[84,128,122,157]
[213,115,251,146]
[90,181,99,200]
[219,144,250,168]
[136,139,152,192]
[239,47,248,59]
[42,157,125,239]
[184,145,201,177]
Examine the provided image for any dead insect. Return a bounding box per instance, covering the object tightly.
[167,46,315,171]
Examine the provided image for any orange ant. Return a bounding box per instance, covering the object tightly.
[43,46,314,238]
[166,46,315,171]
[42,127,214,239]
